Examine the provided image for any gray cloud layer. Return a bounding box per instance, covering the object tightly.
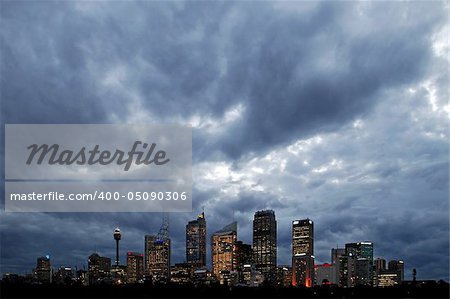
[1,1,448,281]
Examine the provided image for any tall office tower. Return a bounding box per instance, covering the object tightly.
[35,256,51,284]
[292,219,314,287]
[338,255,350,287]
[235,241,253,283]
[144,234,171,284]
[343,242,374,286]
[331,248,345,264]
[211,222,237,277]
[88,253,111,285]
[186,212,207,268]
[114,227,121,267]
[331,247,345,284]
[253,210,277,284]
[126,252,144,283]
[388,260,404,281]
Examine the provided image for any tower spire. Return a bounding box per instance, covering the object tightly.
[114,227,121,267]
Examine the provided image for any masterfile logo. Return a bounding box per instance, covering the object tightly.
[5,124,192,212]
[26,141,170,171]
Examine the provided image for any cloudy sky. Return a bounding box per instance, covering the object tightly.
[1,1,449,281]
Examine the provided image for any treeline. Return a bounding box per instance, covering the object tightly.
[1,280,449,298]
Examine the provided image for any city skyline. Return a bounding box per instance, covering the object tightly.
[1,209,424,285]
[1,0,448,285]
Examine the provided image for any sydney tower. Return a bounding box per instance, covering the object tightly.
[114,227,121,267]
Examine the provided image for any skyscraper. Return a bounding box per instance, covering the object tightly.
[126,252,144,283]
[211,222,237,277]
[292,219,314,287]
[344,242,374,286]
[145,234,171,284]
[331,247,345,285]
[35,256,51,284]
[253,210,277,284]
[88,253,111,285]
[186,212,206,268]
[235,240,254,283]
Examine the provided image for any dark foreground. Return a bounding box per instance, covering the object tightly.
[1,282,449,299]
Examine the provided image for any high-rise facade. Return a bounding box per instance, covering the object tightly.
[315,263,336,285]
[292,219,314,287]
[211,222,237,277]
[331,248,345,264]
[331,247,345,284]
[88,253,111,285]
[344,242,374,286]
[35,256,51,284]
[375,258,387,273]
[126,252,144,283]
[253,210,277,284]
[338,242,374,287]
[388,260,404,281]
[145,234,171,284]
[186,212,206,268]
[235,240,254,283]
[276,265,292,287]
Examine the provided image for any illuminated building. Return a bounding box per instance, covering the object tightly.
[253,210,277,284]
[126,252,144,283]
[217,270,238,286]
[76,269,88,286]
[242,264,264,287]
[276,265,292,287]
[374,258,387,286]
[338,255,350,287]
[331,248,345,285]
[315,263,336,285]
[388,260,404,281]
[88,253,111,285]
[331,248,345,264]
[53,266,74,285]
[344,242,374,286]
[292,219,314,287]
[211,222,237,277]
[144,234,171,284]
[355,258,371,285]
[35,256,51,284]
[235,241,253,270]
[234,241,254,283]
[186,212,207,268]
[170,263,192,285]
[192,268,214,287]
[377,272,400,287]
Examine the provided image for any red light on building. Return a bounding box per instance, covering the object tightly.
[306,277,312,288]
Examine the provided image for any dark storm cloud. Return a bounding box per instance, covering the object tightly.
[206,2,444,158]
[1,2,108,124]
[2,1,444,156]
